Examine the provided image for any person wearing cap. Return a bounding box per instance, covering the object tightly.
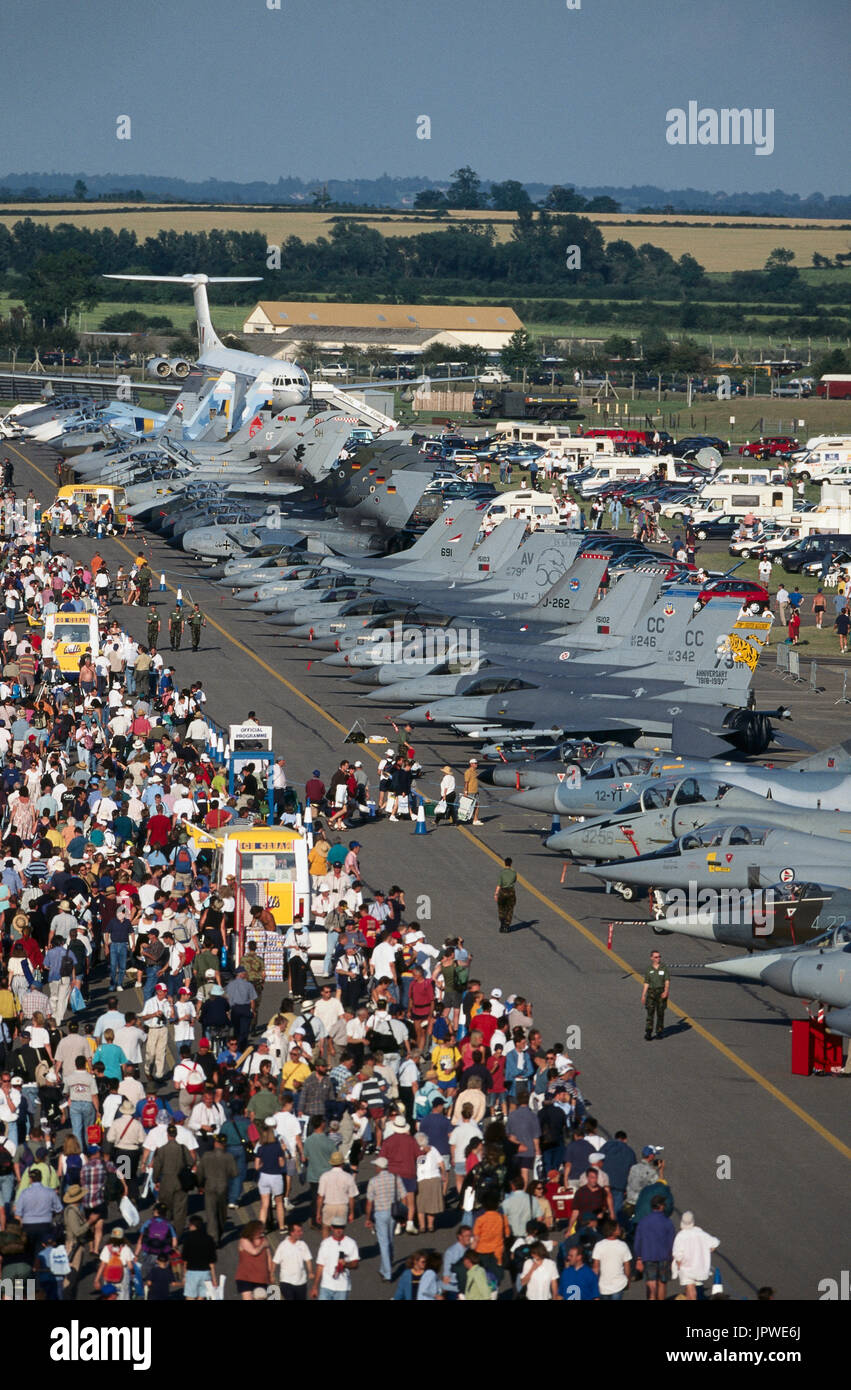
[625,1146,666,1214]
[138,984,174,1084]
[311,1218,359,1301]
[379,1115,419,1234]
[365,1154,406,1281]
[463,759,484,825]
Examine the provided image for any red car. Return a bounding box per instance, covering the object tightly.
[698,578,770,606]
[738,436,798,458]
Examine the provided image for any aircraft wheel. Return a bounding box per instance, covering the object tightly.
[614,882,635,901]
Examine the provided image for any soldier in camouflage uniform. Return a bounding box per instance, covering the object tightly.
[188,603,206,652]
[136,563,152,605]
[240,938,266,1014]
[641,949,670,1040]
[146,607,160,650]
[169,606,184,652]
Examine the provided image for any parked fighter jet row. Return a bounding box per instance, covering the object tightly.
[13,270,851,1050]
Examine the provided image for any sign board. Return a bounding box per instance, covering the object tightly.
[229,723,273,751]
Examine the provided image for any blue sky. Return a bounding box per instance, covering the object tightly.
[1,0,847,193]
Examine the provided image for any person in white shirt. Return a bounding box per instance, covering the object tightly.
[436,766,457,826]
[273,1221,314,1298]
[268,1104,302,1159]
[313,985,344,1037]
[107,1028,144,1067]
[185,1097,226,1140]
[449,1107,483,1195]
[118,1073,145,1109]
[520,1244,559,1301]
[172,991,197,1044]
[370,938,397,984]
[172,1052,206,1114]
[311,1226,359,1300]
[592,1222,632,1299]
[102,1088,124,1129]
[140,1120,198,1166]
[671,1211,720,1299]
[138,987,174,1081]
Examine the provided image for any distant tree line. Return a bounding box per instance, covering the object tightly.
[0,170,849,218]
[0,215,847,335]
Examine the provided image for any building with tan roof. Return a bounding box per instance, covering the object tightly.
[243,301,523,354]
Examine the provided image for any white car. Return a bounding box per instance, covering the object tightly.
[478,369,510,384]
[314,364,353,379]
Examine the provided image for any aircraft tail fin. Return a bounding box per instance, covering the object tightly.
[103,274,260,356]
[548,568,666,648]
[792,738,851,773]
[531,547,608,617]
[456,517,526,577]
[643,602,774,700]
[347,469,428,531]
[487,532,581,609]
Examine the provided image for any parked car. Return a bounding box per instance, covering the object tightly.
[674,435,728,456]
[738,436,798,458]
[698,577,770,606]
[692,516,749,543]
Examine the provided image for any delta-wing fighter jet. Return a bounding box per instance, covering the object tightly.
[583,822,851,893]
[706,925,851,1035]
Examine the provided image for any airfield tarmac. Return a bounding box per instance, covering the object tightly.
[8,437,850,1302]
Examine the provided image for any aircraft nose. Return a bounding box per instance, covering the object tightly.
[508,786,559,813]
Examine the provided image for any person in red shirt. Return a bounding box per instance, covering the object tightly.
[379,1116,420,1233]
[145,799,172,849]
[472,1002,498,1048]
[408,966,435,1050]
[204,800,232,830]
[358,909,380,956]
[487,1046,508,1119]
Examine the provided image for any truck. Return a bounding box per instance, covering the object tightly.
[472,387,583,422]
[817,375,851,400]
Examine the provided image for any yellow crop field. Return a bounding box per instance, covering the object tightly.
[0,203,848,272]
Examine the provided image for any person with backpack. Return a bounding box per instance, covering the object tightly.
[135,1202,178,1281]
[94,1225,136,1300]
[170,839,195,891]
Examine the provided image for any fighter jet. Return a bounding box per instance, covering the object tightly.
[706,924,851,1036]
[512,738,851,816]
[400,603,778,755]
[649,883,851,953]
[583,821,851,893]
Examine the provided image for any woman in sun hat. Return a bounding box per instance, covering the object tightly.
[435,766,457,827]
[62,1183,91,1297]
